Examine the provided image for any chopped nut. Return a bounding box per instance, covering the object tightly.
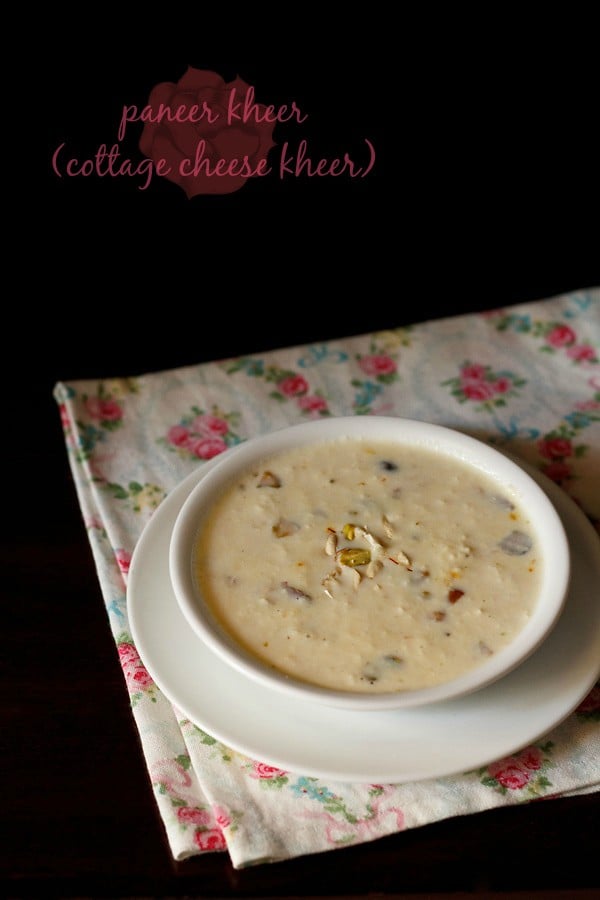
[342,523,355,540]
[321,572,337,598]
[499,530,533,556]
[382,516,394,540]
[339,548,371,567]
[272,518,300,538]
[325,533,337,556]
[257,471,281,488]
[351,568,362,589]
[448,588,465,604]
[396,550,411,566]
[366,558,383,578]
[490,493,515,511]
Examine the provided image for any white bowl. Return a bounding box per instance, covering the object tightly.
[169,417,570,710]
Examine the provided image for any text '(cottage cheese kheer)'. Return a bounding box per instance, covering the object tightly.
[193,439,541,693]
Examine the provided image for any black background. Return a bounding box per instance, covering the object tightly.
[42,13,599,386]
[4,13,599,894]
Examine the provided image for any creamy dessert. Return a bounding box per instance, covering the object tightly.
[193,438,541,693]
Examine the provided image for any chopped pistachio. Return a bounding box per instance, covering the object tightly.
[342,523,355,540]
[339,547,371,567]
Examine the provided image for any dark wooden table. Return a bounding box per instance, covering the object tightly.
[7,21,599,896]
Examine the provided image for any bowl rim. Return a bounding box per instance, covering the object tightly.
[168,416,571,710]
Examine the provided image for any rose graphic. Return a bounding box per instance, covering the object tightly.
[545,324,576,348]
[139,67,276,197]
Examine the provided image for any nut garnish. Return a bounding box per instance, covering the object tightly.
[325,533,337,556]
[382,515,394,540]
[272,518,300,538]
[366,558,383,578]
[257,470,282,488]
[338,548,371,567]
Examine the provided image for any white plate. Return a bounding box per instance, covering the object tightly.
[127,451,600,784]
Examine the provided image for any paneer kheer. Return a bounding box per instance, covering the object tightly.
[193,439,541,693]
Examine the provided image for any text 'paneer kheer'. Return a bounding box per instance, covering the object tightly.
[193,439,541,693]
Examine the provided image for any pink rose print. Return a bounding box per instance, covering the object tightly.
[493,311,596,367]
[460,364,487,379]
[486,745,550,792]
[223,356,332,417]
[85,396,123,422]
[190,436,228,459]
[118,639,155,696]
[537,437,574,460]
[139,67,276,198]
[576,399,600,411]
[488,759,531,790]
[299,783,404,845]
[213,805,231,829]
[163,406,240,462]
[297,394,328,412]
[115,548,131,575]
[167,425,192,448]
[546,324,576,348]
[443,361,526,410]
[278,374,309,396]
[118,642,138,666]
[461,380,496,401]
[177,806,212,826]
[59,403,71,429]
[190,414,229,436]
[566,344,597,362]
[518,746,543,771]
[129,667,153,689]
[358,355,397,377]
[194,828,227,852]
[250,761,288,779]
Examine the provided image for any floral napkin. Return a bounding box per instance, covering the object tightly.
[55,288,600,868]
